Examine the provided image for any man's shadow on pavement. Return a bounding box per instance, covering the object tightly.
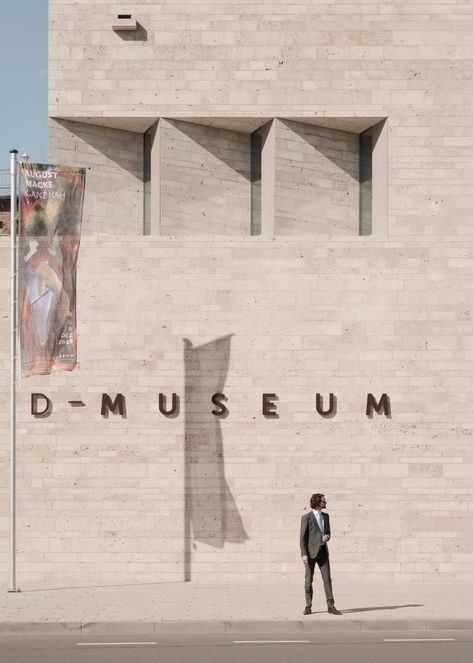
[335,604,424,614]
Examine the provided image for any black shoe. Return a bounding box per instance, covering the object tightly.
[327,605,342,615]
[303,607,312,615]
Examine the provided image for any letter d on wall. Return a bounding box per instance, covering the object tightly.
[31,393,53,418]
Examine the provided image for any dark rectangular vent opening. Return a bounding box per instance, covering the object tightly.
[118,14,132,19]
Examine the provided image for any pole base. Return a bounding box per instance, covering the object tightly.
[7,589,21,593]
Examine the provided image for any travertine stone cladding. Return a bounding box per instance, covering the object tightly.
[160,120,251,236]
[49,119,143,235]
[2,0,469,587]
[48,1,473,238]
[274,120,359,236]
[1,237,473,585]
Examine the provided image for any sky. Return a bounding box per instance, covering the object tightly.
[0,0,48,171]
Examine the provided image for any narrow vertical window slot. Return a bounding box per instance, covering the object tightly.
[250,130,262,236]
[143,128,152,235]
[359,130,373,236]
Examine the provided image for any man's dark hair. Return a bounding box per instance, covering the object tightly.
[310,493,324,509]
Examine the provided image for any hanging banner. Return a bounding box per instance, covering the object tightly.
[18,163,86,378]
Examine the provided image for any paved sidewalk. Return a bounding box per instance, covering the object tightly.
[0,579,472,635]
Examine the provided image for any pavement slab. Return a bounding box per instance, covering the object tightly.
[0,579,472,634]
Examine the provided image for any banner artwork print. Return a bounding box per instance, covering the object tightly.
[19,163,86,377]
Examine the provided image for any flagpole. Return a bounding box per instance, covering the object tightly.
[9,149,19,593]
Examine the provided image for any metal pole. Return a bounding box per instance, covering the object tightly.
[9,149,19,593]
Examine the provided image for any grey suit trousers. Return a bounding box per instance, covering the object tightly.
[304,545,334,608]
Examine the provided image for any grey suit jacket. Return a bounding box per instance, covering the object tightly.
[300,511,331,558]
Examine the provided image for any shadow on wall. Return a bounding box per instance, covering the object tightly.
[165,120,251,180]
[54,119,143,180]
[115,23,148,41]
[279,119,359,182]
[184,336,249,581]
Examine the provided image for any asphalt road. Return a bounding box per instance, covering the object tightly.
[0,630,472,663]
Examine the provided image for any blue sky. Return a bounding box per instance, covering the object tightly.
[0,0,48,170]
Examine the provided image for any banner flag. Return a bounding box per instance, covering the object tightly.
[18,163,86,378]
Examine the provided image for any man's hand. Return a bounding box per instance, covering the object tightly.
[322,535,330,543]
[302,555,308,565]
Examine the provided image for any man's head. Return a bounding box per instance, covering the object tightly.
[310,493,327,510]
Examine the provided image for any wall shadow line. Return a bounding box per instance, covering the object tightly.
[184,335,249,582]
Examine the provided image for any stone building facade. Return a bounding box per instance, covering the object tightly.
[0,0,473,587]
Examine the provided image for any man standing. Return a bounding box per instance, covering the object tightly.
[300,493,341,615]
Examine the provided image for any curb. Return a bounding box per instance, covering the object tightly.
[0,619,472,636]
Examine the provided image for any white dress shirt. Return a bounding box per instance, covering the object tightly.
[312,509,324,537]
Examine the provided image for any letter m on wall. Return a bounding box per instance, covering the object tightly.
[366,393,391,417]
[101,393,126,417]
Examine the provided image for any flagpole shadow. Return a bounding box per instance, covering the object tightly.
[183,336,249,582]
